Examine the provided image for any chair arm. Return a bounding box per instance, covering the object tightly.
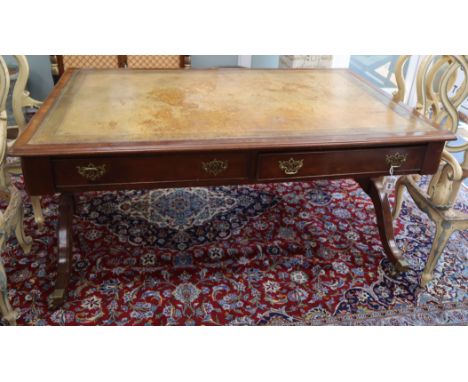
[440,150,463,181]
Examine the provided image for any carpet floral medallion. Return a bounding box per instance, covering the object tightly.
[1,178,467,325]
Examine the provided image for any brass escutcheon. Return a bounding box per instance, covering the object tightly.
[202,159,228,176]
[385,152,407,168]
[77,163,106,180]
[279,157,304,175]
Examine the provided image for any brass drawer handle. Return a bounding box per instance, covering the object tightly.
[202,159,228,176]
[77,163,106,180]
[279,157,304,175]
[386,152,407,168]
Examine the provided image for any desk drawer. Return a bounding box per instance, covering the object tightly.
[52,152,251,188]
[257,146,426,180]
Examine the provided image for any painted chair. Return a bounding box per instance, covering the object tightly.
[0,56,32,325]
[392,55,468,286]
[56,55,123,76]
[126,55,190,69]
[4,55,44,227]
[54,55,190,77]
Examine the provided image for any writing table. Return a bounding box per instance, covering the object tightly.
[11,68,454,308]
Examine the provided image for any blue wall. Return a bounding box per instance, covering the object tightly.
[192,55,280,68]
[26,55,54,100]
[191,55,239,68]
[252,55,279,68]
[3,55,54,101]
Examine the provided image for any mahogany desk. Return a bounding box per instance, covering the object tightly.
[10,68,454,308]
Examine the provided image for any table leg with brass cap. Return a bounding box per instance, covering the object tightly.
[48,193,74,309]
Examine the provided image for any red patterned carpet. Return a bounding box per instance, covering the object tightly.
[1,177,467,325]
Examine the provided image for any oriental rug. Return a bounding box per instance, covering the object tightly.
[1,178,467,325]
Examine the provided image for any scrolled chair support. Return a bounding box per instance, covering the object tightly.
[429,151,464,207]
[392,173,467,287]
[0,260,17,325]
[391,55,468,287]
[1,56,33,325]
[3,55,45,228]
[392,55,411,103]
[11,55,43,136]
[0,185,33,325]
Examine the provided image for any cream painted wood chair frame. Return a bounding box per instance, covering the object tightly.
[392,55,468,286]
[0,56,32,325]
[5,55,44,227]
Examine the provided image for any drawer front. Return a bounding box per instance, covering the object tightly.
[257,146,426,180]
[53,152,251,187]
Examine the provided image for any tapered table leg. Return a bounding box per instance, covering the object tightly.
[48,193,74,309]
[356,177,409,272]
